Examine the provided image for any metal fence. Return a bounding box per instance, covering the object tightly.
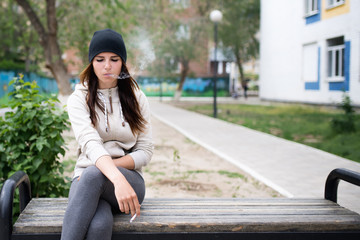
[137,76,230,97]
[0,71,58,98]
[1,71,230,98]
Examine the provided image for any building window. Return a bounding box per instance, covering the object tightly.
[326,0,345,9]
[305,0,319,16]
[225,62,231,74]
[210,61,230,75]
[218,61,223,74]
[327,37,345,82]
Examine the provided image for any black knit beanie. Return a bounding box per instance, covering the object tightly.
[88,29,127,63]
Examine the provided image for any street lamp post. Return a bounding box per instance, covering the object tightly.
[210,10,222,118]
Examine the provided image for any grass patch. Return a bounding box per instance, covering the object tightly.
[149,171,166,177]
[187,170,213,174]
[181,103,360,163]
[218,170,246,180]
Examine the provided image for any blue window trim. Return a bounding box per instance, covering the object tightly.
[329,41,350,91]
[305,0,321,24]
[305,47,320,90]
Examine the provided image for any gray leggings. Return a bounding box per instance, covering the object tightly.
[60,165,145,240]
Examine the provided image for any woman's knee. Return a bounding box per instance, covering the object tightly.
[80,165,106,186]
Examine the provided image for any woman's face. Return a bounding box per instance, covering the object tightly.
[92,52,122,89]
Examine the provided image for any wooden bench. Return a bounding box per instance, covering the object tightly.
[1,168,360,240]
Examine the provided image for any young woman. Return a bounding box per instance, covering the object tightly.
[61,29,153,240]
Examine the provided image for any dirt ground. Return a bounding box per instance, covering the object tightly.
[61,116,281,199]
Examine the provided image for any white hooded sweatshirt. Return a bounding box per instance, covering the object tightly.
[67,84,153,179]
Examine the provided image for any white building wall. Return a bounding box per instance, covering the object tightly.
[349,19,360,104]
[260,0,360,105]
[259,0,304,101]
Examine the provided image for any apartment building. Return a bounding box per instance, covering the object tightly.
[260,0,360,105]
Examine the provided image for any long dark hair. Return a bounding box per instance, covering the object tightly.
[79,63,147,135]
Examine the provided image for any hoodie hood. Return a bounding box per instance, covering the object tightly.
[75,83,88,92]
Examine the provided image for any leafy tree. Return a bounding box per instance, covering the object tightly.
[137,0,213,100]
[58,0,134,66]
[0,0,41,72]
[12,0,133,96]
[218,0,260,86]
[15,0,73,96]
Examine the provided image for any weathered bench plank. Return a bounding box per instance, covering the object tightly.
[13,197,360,235]
[2,168,359,239]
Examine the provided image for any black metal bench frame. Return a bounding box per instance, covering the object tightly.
[1,168,360,240]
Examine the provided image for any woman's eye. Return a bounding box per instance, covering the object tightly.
[96,59,104,62]
[111,59,120,62]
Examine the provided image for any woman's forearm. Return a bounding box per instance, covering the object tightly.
[113,155,135,170]
[95,155,125,184]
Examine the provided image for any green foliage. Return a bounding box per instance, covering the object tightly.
[0,0,41,72]
[0,60,25,71]
[0,95,9,105]
[218,170,246,180]
[219,0,260,58]
[0,74,70,198]
[58,0,133,65]
[137,1,212,94]
[331,94,356,134]
[0,60,39,72]
[219,0,260,81]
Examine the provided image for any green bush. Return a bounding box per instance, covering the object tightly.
[0,74,70,198]
[331,94,356,134]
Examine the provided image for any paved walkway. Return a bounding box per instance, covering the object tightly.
[149,98,360,214]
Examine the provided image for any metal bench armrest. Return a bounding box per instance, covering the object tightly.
[0,171,31,240]
[325,168,360,203]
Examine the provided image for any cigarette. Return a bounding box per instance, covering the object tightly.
[130,213,137,223]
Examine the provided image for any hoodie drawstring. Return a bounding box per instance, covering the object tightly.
[119,99,125,127]
[98,92,109,132]
[98,91,125,132]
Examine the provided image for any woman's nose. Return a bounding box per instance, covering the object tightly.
[104,60,111,69]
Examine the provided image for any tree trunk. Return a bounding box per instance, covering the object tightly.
[235,49,245,86]
[15,0,72,96]
[174,60,189,101]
